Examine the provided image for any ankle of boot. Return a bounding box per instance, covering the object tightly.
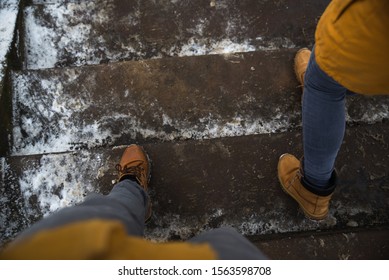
[120,175,139,184]
[301,171,337,197]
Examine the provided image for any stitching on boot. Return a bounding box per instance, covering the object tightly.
[314,196,319,214]
[287,169,301,190]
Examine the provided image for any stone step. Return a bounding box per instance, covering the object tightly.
[11,50,389,156]
[0,0,20,90]
[0,0,21,156]
[1,123,388,246]
[23,0,330,69]
[252,228,389,259]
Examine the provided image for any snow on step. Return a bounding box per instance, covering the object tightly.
[23,0,330,69]
[12,50,389,156]
[0,156,29,245]
[2,124,389,244]
[12,50,302,155]
[0,0,19,90]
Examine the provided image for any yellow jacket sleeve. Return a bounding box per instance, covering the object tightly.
[315,0,389,95]
[0,219,217,260]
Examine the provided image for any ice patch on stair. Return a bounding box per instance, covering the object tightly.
[346,103,389,124]
[0,156,31,245]
[24,2,297,69]
[145,209,226,241]
[12,67,389,156]
[0,157,6,183]
[12,73,113,155]
[174,38,256,57]
[18,152,98,218]
[0,0,19,81]
[172,37,295,57]
[12,68,295,155]
[157,113,290,139]
[13,111,292,155]
[145,208,339,242]
[24,6,58,70]
[25,2,114,69]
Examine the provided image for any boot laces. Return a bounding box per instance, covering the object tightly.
[116,160,146,183]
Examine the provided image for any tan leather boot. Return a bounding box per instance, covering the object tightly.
[277,154,335,220]
[116,144,152,221]
[294,48,311,86]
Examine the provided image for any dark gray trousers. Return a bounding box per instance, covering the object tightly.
[17,179,267,259]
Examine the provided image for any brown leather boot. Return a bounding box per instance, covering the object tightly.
[116,144,152,221]
[294,48,311,86]
[277,154,335,220]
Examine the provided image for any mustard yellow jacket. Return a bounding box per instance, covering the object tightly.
[315,0,389,95]
[0,219,217,259]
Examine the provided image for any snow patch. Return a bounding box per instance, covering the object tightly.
[146,208,226,242]
[0,0,19,80]
[145,208,338,242]
[12,66,296,155]
[0,157,7,185]
[24,7,58,69]
[25,2,114,69]
[12,73,114,155]
[169,36,295,58]
[14,110,292,155]
[175,38,256,57]
[0,156,31,245]
[24,2,297,69]
[346,103,389,124]
[19,152,98,217]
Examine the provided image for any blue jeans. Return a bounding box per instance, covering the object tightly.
[303,48,347,187]
[14,179,266,259]
[17,180,150,238]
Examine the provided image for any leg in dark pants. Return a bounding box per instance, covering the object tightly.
[16,179,148,240]
[303,48,347,188]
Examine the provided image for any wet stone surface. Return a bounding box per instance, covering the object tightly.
[24,0,330,69]
[253,229,389,259]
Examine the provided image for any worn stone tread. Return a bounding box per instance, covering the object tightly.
[24,0,330,69]
[1,122,388,245]
[11,50,389,155]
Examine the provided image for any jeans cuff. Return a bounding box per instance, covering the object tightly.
[301,171,337,196]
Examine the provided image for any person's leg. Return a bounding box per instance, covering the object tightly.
[15,145,151,240]
[302,48,347,188]
[189,227,267,260]
[16,179,149,240]
[278,47,346,220]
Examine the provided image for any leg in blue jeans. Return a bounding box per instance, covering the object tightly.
[14,178,265,259]
[303,49,347,188]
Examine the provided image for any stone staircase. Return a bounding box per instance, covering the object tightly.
[1,0,388,259]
